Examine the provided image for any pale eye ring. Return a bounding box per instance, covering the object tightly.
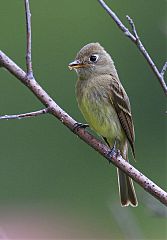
[89,54,99,63]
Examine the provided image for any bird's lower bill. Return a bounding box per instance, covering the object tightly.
[68,64,84,70]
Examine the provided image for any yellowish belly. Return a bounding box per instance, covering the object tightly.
[78,91,123,142]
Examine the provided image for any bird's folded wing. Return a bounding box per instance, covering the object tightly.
[109,76,135,158]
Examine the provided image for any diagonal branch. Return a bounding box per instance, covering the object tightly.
[98,0,167,96]
[0,50,167,206]
[0,108,49,120]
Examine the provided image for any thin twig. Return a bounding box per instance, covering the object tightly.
[24,0,33,78]
[0,50,167,206]
[0,108,49,120]
[161,62,167,77]
[98,0,136,41]
[126,15,139,42]
[98,0,167,95]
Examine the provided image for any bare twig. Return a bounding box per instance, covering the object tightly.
[24,0,33,78]
[126,15,139,42]
[0,108,49,120]
[161,62,167,77]
[98,0,167,95]
[98,0,136,41]
[0,50,167,206]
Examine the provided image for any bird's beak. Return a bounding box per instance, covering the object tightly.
[68,60,85,70]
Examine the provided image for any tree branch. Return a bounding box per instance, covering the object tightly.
[126,15,139,42]
[0,1,166,206]
[161,62,167,78]
[98,0,167,96]
[24,0,33,78]
[0,50,166,206]
[0,108,48,120]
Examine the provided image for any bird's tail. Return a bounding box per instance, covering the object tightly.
[117,168,138,207]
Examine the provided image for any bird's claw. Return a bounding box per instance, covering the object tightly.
[107,145,117,164]
[107,140,120,164]
[73,122,89,132]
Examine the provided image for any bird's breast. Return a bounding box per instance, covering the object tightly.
[76,80,123,140]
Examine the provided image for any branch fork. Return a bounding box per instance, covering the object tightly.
[98,0,167,95]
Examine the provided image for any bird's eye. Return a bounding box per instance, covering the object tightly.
[89,54,99,63]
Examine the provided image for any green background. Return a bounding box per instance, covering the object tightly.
[0,0,166,239]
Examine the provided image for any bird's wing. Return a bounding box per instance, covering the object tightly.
[109,75,135,158]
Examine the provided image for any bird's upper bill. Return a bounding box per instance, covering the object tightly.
[68,60,86,70]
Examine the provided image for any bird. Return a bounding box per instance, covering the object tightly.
[68,42,138,207]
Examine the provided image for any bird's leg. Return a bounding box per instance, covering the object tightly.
[73,122,89,133]
[107,139,118,164]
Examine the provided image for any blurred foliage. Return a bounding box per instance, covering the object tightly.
[0,0,166,239]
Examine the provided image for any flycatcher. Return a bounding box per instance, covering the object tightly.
[69,43,138,207]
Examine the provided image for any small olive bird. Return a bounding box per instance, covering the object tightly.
[69,43,138,207]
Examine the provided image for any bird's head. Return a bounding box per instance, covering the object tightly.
[69,42,115,80]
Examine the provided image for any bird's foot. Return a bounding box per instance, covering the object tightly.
[107,146,117,164]
[107,140,120,164]
[73,122,89,132]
